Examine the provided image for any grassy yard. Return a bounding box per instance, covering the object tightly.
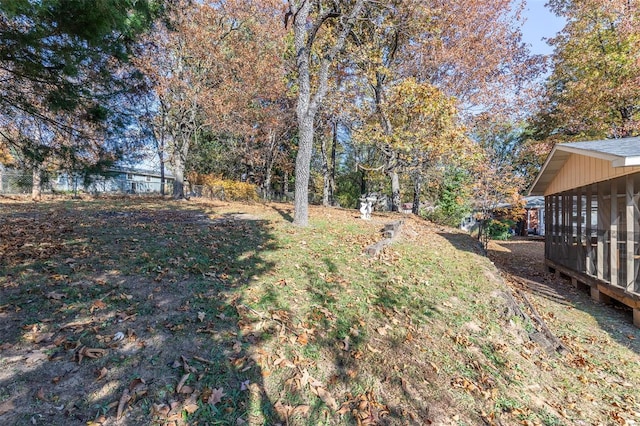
[0,196,639,425]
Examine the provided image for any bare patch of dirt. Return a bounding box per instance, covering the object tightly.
[488,236,640,358]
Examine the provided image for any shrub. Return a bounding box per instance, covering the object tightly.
[485,219,514,240]
[189,173,258,202]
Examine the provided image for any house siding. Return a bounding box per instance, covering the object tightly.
[545,154,640,196]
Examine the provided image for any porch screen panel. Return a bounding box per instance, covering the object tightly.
[577,189,586,274]
[560,193,573,267]
[556,194,562,263]
[611,180,620,287]
[567,193,577,268]
[631,174,640,293]
[545,196,551,259]
[549,194,561,262]
[597,182,610,282]
[585,185,595,276]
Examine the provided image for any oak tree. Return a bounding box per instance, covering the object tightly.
[538,0,640,139]
[287,0,369,226]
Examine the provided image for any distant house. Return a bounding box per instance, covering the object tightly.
[57,167,174,194]
[0,165,174,195]
[54,167,174,194]
[523,196,545,236]
[530,137,640,326]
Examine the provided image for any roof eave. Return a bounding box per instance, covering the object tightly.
[528,145,570,196]
[613,156,640,167]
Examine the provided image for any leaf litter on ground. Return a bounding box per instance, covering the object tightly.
[0,197,639,425]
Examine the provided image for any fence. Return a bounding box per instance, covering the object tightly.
[0,171,36,194]
[0,171,173,196]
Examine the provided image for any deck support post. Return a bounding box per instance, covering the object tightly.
[634,309,640,328]
[590,287,611,304]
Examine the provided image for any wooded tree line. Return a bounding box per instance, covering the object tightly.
[1,0,638,226]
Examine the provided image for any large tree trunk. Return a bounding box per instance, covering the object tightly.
[31,165,42,201]
[263,167,273,201]
[321,131,330,207]
[329,120,337,206]
[172,162,185,199]
[390,169,400,212]
[412,173,422,215]
[159,150,166,196]
[290,0,366,226]
[374,72,401,212]
[283,170,289,194]
[321,120,338,207]
[263,130,277,201]
[385,148,401,212]
[172,136,189,199]
[294,116,314,225]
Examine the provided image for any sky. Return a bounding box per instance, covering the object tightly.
[521,0,566,55]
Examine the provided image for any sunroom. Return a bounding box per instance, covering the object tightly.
[529,137,640,326]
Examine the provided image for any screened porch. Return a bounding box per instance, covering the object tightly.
[545,172,640,296]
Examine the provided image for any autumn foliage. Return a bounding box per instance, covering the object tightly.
[188,173,259,202]
[538,0,640,140]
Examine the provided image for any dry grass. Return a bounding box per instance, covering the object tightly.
[0,196,639,425]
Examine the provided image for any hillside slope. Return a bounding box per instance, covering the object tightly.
[0,198,638,425]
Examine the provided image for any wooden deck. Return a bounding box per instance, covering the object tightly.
[546,258,640,327]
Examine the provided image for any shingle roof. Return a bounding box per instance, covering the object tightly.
[560,137,640,165]
[529,137,640,195]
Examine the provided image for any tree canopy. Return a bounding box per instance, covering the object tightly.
[5,0,634,224]
[535,0,640,140]
[0,0,158,195]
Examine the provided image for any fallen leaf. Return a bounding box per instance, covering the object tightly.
[183,392,200,414]
[179,385,194,395]
[208,387,225,406]
[342,336,350,352]
[366,344,381,354]
[91,300,107,311]
[313,386,338,411]
[95,367,108,381]
[116,389,131,420]
[36,387,47,401]
[46,291,65,300]
[176,373,190,393]
[376,324,391,336]
[274,401,311,419]
[152,403,170,418]
[77,347,107,364]
[296,333,309,346]
[34,332,54,344]
[299,369,311,388]
[197,312,206,322]
[337,402,351,416]
[128,378,147,395]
